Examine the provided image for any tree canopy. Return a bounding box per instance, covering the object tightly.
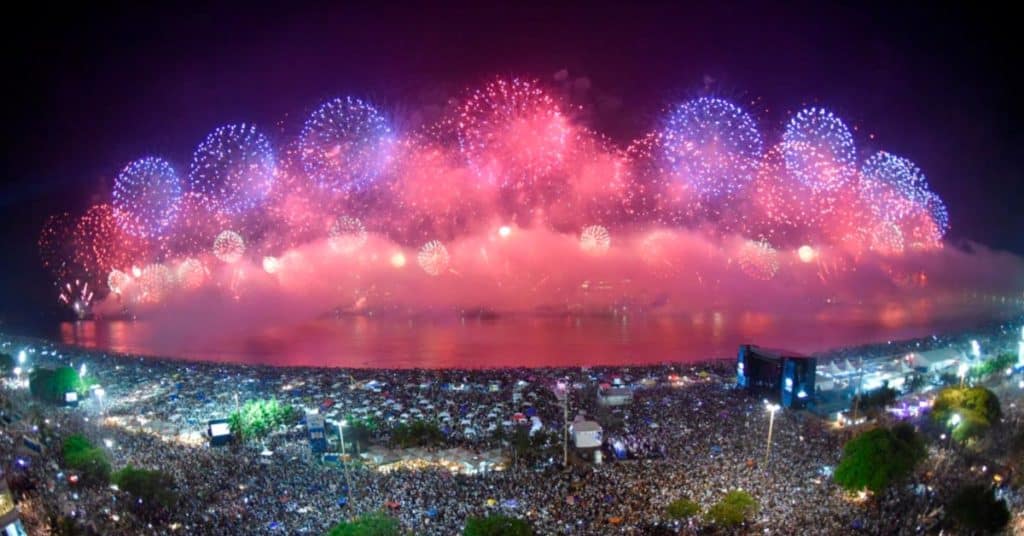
[971,353,1017,378]
[948,484,1010,533]
[666,498,701,520]
[932,386,1001,442]
[834,424,926,493]
[0,353,14,375]
[463,514,533,536]
[113,465,178,511]
[325,512,400,536]
[61,434,111,485]
[703,490,757,527]
[391,420,444,448]
[30,366,83,403]
[858,385,898,412]
[228,398,296,441]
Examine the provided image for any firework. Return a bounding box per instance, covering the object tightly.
[860,151,930,220]
[37,78,962,312]
[107,269,131,295]
[782,108,856,194]
[662,98,763,211]
[136,264,175,303]
[262,256,281,274]
[747,142,820,244]
[176,258,207,290]
[73,204,146,281]
[384,137,490,243]
[328,216,368,253]
[553,129,629,227]
[213,230,246,264]
[417,240,450,276]
[58,279,94,318]
[264,145,331,251]
[869,221,905,256]
[188,123,276,215]
[580,225,611,254]
[738,239,780,281]
[922,191,949,238]
[112,157,182,237]
[455,77,568,188]
[39,212,76,281]
[163,192,230,257]
[623,132,681,225]
[797,245,816,263]
[300,97,393,193]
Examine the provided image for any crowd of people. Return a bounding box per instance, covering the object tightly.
[1,321,1022,534]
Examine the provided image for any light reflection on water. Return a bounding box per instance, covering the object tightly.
[54,307,989,369]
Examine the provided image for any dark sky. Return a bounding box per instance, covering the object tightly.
[2,1,1022,325]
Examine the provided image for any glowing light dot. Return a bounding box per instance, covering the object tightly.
[390,252,407,268]
[417,240,450,276]
[262,256,280,274]
[797,245,816,263]
[580,225,611,254]
[213,230,246,264]
[131,266,142,278]
[498,225,512,238]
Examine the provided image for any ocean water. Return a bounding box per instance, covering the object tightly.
[46,308,991,369]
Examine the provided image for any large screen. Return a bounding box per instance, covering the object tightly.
[210,423,231,436]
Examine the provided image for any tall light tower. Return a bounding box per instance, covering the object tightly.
[1018,326,1024,367]
[556,381,570,468]
[337,420,354,500]
[764,401,781,463]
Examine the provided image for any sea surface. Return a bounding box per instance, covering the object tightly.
[36,307,1003,369]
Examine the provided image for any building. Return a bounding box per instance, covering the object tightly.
[736,345,817,409]
[907,347,962,374]
[306,413,327,453]
[597,387,633,407]
[207,418,232,446]
[0,480,28,536]
[570,416,603,449]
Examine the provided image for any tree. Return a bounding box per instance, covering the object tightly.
[932,386,1001,443]
[344,416,375,452]
[665,498,700,520]
[391,420,444,448]
[948,485,1009,532]
[0,353,14,375]
[859,385,898,413]
[834,424,926,493]
[112,465,178,512]
[703,490,757,528]
[464,514,533,536]
[971,353,1017,379]
[325,512,400,536]
[30,366,82,403]
[61,434,110,485]
[229,398,296,442]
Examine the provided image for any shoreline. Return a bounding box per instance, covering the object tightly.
[3,313,1018,374]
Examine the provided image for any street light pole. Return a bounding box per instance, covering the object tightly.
[764,402,781,463]
[561,383,570,468]
[338,420,355,501]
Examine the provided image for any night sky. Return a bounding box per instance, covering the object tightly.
[2,2,1022,325]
